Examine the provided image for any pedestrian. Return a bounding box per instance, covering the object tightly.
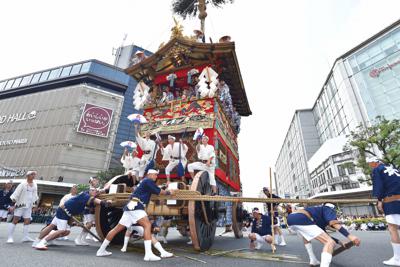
[369,157,400,265]
[188,135,217,194]
[248,207,274,250]
[7,171,39,243]
[96,169,174,261]
[0,180,14,222]
[33,187,110,250]
[287,203,361,267]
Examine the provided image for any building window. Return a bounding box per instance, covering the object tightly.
[80,62,91,73]
[39,71,50,82]
[338,165,346,176]
[20,75,33,87]
[60,66,72,78]
[48,68,62,80]
[347,163,356,174]
[70,64,82,75]
[31,73,41,84]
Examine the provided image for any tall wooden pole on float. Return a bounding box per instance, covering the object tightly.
[269,167,276,253]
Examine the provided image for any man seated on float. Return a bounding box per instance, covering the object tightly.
[369,157,400,266]
[248,207,274,250]
[188,135,217,194]
[96,169,174,261]
[33,187,110,250]
[136,131,158,180]
[160,135,188,185]
[121,147,140,178]
[287,203,361,267]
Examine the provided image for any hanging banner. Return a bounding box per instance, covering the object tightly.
[77,103,113,138]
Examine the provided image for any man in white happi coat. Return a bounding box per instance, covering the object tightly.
[7,171,39,243]
[188,135,217,194]
[160,135,188,184]
[121,148,140,177]
[136,131,158,179]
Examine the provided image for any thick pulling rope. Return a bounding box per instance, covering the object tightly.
[99,191,376,205]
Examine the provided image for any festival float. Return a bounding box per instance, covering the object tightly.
[95,19,252,251]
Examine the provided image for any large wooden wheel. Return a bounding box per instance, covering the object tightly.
[188,171,218,251]
[95,174,131,244]
[232,202,244,238]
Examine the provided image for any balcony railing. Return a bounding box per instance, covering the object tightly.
[327,176,350,185]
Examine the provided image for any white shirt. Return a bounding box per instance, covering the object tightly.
[197,144,215,162]
[136,136,157,153]
[162,142,188,160]
[121,155,140,170]
[26,184,34,208]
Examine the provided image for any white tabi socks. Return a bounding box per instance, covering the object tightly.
[305,243,320,266]
[320,252,332,267]
[154,242,173,258]
[22,224,34,242]
[121,236,130,252]
[96,239,112,257]
[7,223,16,243]
[143,240,161,261]
[383,243,400,266]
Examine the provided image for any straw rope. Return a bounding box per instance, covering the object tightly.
[98,191,376,205]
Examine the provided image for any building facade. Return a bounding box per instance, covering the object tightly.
[275,109,320,198]
[0,60,132,185]
[276,19,400,198]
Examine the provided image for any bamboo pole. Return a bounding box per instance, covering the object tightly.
[269,167,276,253]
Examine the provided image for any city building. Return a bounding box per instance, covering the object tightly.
[0,59,135,204]
[275,109,320,199]
[276,19,400,201]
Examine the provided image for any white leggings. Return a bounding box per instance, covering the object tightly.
[187,162,216,186]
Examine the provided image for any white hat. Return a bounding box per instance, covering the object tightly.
[202,135,209,140]
[147,169,159,175]
[168,135,176,140]
[135,50,144,55]
[26,171,37,176]
[366,157,380,163]
[324,203,336,210]
[6,179,13,184]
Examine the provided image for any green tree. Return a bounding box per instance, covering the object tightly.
[345,116,400,182]
[96,167,125,187]
[172,0,233,34]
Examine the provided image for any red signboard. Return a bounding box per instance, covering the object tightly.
[77,104,113,138]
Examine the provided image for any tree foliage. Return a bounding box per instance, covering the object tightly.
[345,116,400,178]
[96,167,125,187]
[171,0,233,19]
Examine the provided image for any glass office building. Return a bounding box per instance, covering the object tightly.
[276,19,400,198]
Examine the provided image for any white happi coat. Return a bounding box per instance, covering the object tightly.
[121,154,140,174]
[162,142,188,175]
[188,144,216,186]
[136,135,159,177]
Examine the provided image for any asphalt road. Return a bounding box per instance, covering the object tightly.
[0,223,394,267]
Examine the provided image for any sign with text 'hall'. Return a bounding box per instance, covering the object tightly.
[77,104,113,138]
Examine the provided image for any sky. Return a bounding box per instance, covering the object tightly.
[1,0,400,207]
